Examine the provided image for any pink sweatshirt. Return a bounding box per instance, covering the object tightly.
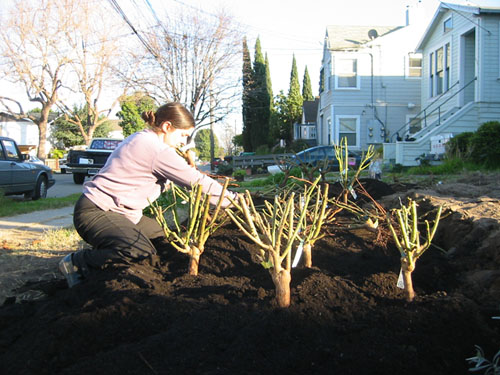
[83,129,236,224]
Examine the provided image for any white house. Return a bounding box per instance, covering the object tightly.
[317,4,427,153]
[0,112,41,148]
[385,2,500,166]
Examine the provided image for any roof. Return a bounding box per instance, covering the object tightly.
[416,1,500,50]
[325,25,402,50]
[303,98,319,123]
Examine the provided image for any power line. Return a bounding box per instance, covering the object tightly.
[107,0,160,59]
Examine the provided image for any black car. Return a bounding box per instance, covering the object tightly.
[0,136,56,199]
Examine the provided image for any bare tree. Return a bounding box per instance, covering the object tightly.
[219,121,237,156]
[0,0,74,158]
[56,1,130,145]
[122,5,242,127]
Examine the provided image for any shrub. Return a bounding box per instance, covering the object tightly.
[446,131,473,159]
[232,169,246,181]
[217,163,233,176]
[470,121,500,168]
[50,149,65,159]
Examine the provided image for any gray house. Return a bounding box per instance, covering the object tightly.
[317,5,426,153]
[385,2,500,165]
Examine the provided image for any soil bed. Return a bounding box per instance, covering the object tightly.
[0,176,499,374]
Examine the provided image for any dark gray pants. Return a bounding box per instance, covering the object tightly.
[73,194,165,275]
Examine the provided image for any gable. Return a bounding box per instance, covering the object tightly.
[325,25,401,50]
[416,1,500,50]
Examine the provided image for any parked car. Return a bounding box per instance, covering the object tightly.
[267,145,362,175]
[0,136,56,199]
[66,138,122,184]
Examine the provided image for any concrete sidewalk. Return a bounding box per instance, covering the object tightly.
[0,206,75,241]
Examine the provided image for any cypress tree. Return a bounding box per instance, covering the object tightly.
[302,66,314,101]
[251,37,270,151]
[285,55,303,144]
[242,37,253,152]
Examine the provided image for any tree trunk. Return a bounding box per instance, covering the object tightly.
[401,259,416,302]
[188,246,201,276]
[37,105,51,160]
[303,242,312,268]
[271,268,291,308]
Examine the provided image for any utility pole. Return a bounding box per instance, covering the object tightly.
[209,79,215,172]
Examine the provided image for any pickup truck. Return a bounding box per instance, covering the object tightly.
[66,138,122,184]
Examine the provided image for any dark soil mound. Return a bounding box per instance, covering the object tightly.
[0,183,498,375]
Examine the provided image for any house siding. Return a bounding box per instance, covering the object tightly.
[318,23,422,150]
[480,16,500,102]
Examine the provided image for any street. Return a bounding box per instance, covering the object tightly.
[47,173,85,198]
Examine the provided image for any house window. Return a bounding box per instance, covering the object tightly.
[443,17,453,33]
[445,43,451,91]
[436,47,444,95]
[429,52,434,97]
[310,126,316,139]
[429,43,451,97]
[407,53,422,78]
[336,116,359,147]
[335,58,359,89]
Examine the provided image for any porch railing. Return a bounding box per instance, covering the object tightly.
[390,77,477,142]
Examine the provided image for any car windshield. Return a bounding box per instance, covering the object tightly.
[91,139,122,150]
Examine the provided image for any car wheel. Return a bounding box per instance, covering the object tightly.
[31,175,48,200]
[73,173,85,184]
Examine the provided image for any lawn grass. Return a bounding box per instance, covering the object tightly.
[0,193,80,218]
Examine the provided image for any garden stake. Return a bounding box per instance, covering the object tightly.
[386,198,443,302]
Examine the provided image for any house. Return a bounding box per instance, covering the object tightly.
[384,2,500,166]
[0,112,41,149]
[293,97,319,147]
[317,4,426,154]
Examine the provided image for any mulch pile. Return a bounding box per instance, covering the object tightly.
[0,179,498,375]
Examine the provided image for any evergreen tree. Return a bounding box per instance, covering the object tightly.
[195,128,220,161]
[250,37,271,151]
[285,55,303,144]
[302,66,314,101]
[117,92,157,137]
[241,37,253,152]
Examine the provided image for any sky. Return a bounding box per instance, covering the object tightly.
[177,0,443,95]
[2,0,498,127]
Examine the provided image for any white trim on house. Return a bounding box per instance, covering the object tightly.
[334,55,361,90]
[405,53,423,80]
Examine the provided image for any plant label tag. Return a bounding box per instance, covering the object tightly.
[292,241,304,268]
[397,268,405,289]
[349,187,357,200]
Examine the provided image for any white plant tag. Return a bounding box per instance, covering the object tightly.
[292,241,304,268]
[349,187,357,200]
[397,268,405,289]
